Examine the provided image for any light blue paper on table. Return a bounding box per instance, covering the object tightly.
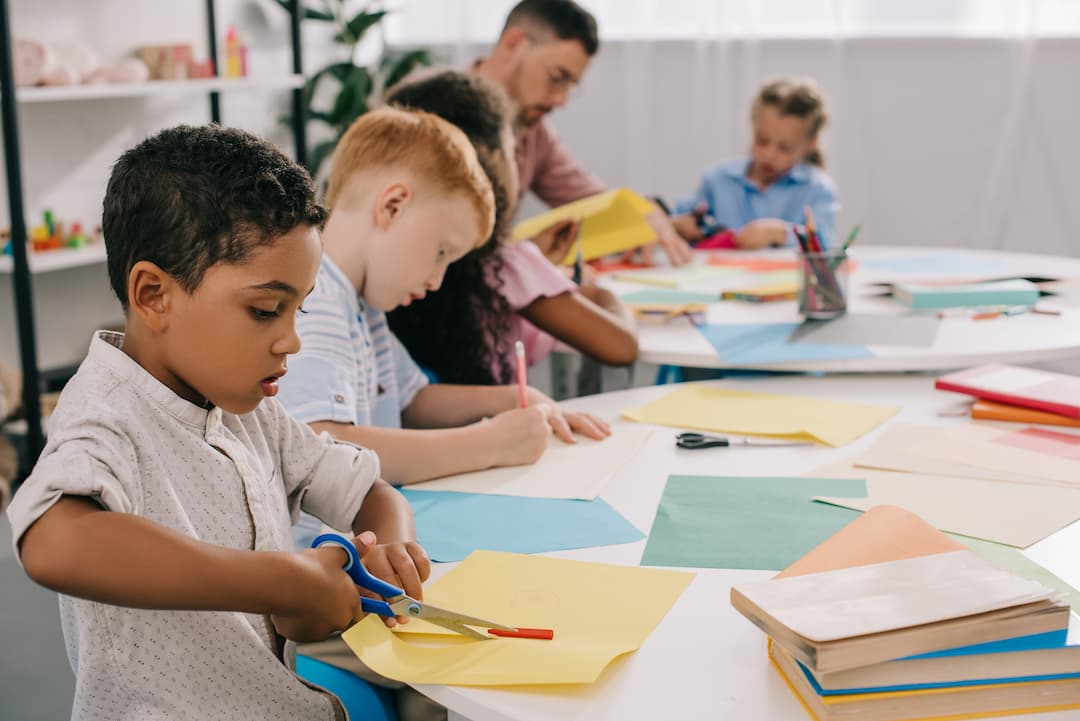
[697,323,874,364]
[400,489,644,562]
[620,288,718,304]
[862,254,1007,276]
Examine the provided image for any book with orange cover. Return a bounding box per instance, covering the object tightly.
[971,400,1080,428]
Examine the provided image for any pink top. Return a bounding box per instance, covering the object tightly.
[515,118,606,207]
[489,240,576,374]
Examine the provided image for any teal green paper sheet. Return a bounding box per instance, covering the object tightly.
[401,489,644,563]
[640,475,866,571]
[619,288,718,304]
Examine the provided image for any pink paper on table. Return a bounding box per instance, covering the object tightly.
[995,427,1080,461]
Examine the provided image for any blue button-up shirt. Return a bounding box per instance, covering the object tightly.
[675,159,840,247]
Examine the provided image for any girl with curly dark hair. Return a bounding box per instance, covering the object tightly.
[386,70,638,385]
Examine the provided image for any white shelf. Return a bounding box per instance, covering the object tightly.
[0,244,108,274]
[14,75,305,103]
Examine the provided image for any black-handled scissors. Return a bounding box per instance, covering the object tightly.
[675,432,813,450]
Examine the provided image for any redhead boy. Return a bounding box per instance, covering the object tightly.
[278,107,609,534]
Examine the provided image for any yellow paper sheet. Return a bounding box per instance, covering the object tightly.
[621,386,898,447]
[341,551,694,685]
[510,188,657,265]
[405,426,652,499]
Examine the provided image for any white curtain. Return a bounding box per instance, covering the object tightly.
[383,0,1080,256]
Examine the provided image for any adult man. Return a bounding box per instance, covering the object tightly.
[473,0,693,266]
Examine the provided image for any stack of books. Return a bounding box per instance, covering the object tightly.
[892,279,1041,310]
[936,364,1080,428]
[730,506,1080,720]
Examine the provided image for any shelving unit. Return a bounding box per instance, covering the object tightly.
[0,244,107,274]
[0,0,307,475]
[14,74,306,103]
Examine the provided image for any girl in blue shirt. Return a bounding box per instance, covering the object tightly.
[672,78,839,249]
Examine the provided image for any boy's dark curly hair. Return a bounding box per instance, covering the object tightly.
[385,72,516,384]
[102,124,326,308]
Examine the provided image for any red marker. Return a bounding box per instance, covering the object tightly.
[804,205,822,252]
[488,627,554,640]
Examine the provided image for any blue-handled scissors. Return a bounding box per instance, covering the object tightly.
[312,533,516,640]
[675,432,812,450]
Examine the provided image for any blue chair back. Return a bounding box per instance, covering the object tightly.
[296,654,398,721]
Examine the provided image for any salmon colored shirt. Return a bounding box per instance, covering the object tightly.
[514,118,607,207]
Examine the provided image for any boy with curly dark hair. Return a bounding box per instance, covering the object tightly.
[7,124,429,721]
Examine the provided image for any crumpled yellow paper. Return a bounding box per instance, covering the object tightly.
[342,550,694,686]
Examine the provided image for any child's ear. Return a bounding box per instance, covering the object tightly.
[127,261,176,332]
[373,182,412,230]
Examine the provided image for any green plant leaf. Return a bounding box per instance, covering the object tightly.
[304,61,355,105]
[308,139,339,178]
[271,0,335,22]
[379,48,431,91]
[335,9,389,44]
[306,110,336,126]
[328,66,372,130]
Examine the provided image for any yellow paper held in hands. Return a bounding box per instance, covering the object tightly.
[510,188,657,265]
[621,386,898,447]
[341,550,694,686]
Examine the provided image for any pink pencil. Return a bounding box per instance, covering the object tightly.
[515,340,528,408]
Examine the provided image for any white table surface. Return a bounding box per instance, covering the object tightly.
[411,375,1080,721]
[606,246,1080,372]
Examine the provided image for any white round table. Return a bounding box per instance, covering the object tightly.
[605,246,1080,372]
[412,375,1080,721]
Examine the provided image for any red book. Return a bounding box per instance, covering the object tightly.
[935,364,1080,419]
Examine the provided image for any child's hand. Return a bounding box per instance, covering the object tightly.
[270,533,375,642]
[672,213,705,243]
[524,387,611,441]
[559,263,599,286]
[358,540,432,629]
[530,219,580,265]
[486,405,554,466]
[736,219,789,249]
[644,209,694,266]
[556,409,611,440]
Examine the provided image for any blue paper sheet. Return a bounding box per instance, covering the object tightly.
[400,489,645,562]
[697,323,873,365]
[862,254,1007,275]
